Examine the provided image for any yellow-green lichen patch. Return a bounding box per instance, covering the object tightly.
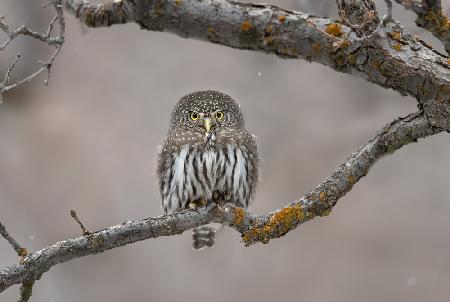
[242,204,305,245]
[234,207,245,226]
[388,31,402,41]
[347,174,356,185]
[207,27,215,35]
[319,191,327,202]
[264,36,273,45]
[241,20,253,32]
[393,43,402,51]
[424,10,450,36]
[84,9,96,27]
[325,23,342,37]
[311,43,321,55]
[348,54,356,65]
[18,248,28,257]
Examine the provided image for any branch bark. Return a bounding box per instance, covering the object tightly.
[0,111,443,293]
[0,0,449,300]
[394,0,450,54]
[63,0,450,130]
[0,0,65,101]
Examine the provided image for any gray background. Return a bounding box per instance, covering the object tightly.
[1,1,450,301]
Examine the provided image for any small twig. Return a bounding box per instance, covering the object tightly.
[70,210,91,235]
[0,221,28,258]
[0,0,65,101]
[353,0,402,42]
[18,279,35,302]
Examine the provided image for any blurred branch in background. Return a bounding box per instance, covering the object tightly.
[0,0,449,301]
[0,0,65,102]
[64,0,450,130]
[394,0,450,53]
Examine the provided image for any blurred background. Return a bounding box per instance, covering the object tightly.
[1,0,450,301]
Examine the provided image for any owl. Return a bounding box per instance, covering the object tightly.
[157,91,259,250]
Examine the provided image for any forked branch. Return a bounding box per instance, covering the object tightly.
[0,111,443,293]
[0,0,65,101]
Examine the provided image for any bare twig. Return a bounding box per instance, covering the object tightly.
[0,221,27,258]
[70,210,91,235]
[0,0,65,101]
[18,279,35,302]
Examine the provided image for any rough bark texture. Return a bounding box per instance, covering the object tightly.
[0,111,444,293]
[63,0,450,130]
[0,0,449,300]
[337,0,380,35]
[394,0,450,54]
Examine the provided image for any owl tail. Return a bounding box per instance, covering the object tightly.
[192,223,222,250]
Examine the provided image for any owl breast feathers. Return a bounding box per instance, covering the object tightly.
[157,91,259,214]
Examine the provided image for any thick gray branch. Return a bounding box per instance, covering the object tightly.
[63,0,450,130]
[394,0,449,53]
[0,111,443,293]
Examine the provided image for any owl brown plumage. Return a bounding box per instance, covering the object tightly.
[157,91,259,250]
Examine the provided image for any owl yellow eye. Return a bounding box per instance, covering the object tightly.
[190,112,200,120]
[215,111,224,120]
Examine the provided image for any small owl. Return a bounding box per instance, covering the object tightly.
[157,91,259,250]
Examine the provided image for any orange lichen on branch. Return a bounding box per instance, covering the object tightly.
[17,248,28,258]
[241,20,253,32]
[242,204,305,245]
[278,15,286,22]
[319,191,327,202]
[325,23,342,37]
[311,43,321,54]
[393,43,402,51]
[264,36,273,45]
[388,31,402,41]
[175,0,183,7]
[347,174,356,185]
[234,207,245,226]
[423,9,450,37]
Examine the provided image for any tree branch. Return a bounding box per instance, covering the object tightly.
[63,0,450,130]
[0,0,448,299]
[0,221,27,258]
[0,111,443,293]
[0,0,65,102]
[394,0,449,53]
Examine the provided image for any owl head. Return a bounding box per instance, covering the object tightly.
[169,91,244,133]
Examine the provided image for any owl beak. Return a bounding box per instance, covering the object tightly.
[203,117,212,132]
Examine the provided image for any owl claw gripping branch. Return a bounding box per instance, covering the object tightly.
[157,91,259,250]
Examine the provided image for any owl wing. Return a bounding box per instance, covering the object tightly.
[217,128,259,208]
